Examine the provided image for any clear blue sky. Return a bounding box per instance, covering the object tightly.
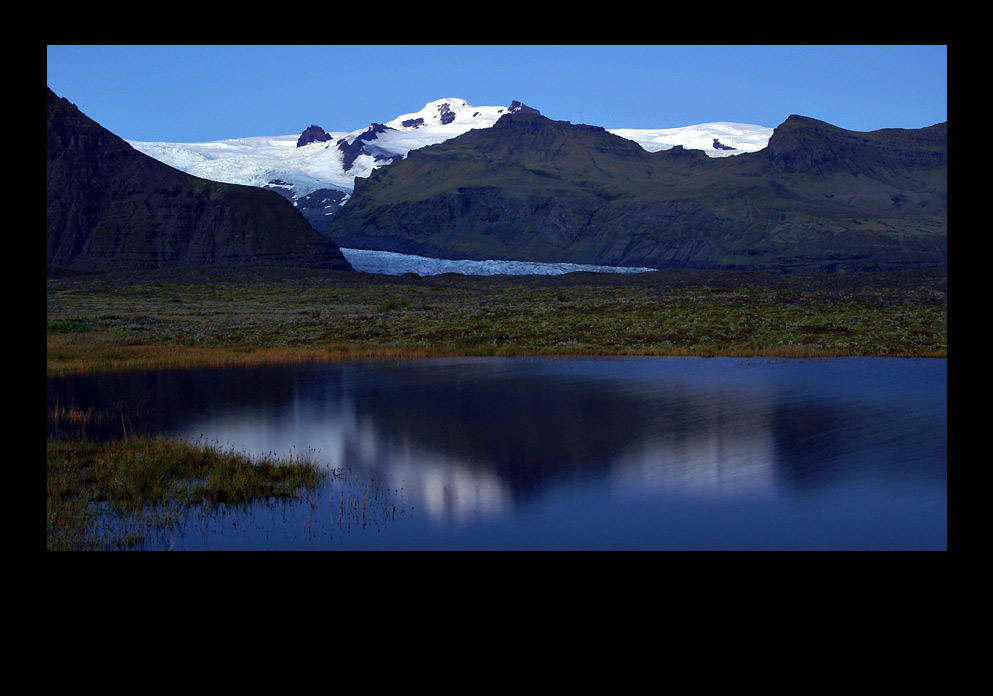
[46,45,947,143]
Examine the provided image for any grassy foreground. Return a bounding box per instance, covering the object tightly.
[47,265,947,375]
[47,402,327,550]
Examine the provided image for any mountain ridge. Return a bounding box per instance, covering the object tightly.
[326,110,946,273]
[47,88,353,272]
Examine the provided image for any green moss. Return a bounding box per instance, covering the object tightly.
[47,317,91,333]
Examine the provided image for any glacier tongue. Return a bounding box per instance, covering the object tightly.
[340,248,656,276]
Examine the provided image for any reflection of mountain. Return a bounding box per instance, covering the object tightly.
[768,395,947,491]
[49,363,312,439]
[355,370,649,492]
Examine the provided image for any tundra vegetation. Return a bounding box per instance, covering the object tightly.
[47,265,947,376]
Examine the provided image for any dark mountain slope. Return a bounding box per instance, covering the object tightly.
[328,112,946,272]
[47,88,353,272]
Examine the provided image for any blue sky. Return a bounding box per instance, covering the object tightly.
[47,45,947,143]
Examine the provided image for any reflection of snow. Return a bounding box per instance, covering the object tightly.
[170,387,358,471]
[414,461,509,521]
[171,393,512,523]
[340,248,656,276]
[611,392,777,498]
[613,427,777,498]
[348,417,511,521]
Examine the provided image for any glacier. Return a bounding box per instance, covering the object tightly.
[339,248,657,276]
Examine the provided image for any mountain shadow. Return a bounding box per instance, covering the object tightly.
[47,88,353,272]
[327,111,946,273]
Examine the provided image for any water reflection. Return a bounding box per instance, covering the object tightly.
[48,357,946,549]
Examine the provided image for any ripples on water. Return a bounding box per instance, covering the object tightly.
[48,357,947,550]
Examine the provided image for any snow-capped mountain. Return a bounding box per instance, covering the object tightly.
[126,98,773,202]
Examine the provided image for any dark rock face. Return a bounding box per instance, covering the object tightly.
[294,188,350,234]
[47,88,353,272]
[713,138,736,151]
[437,103,455,125]
[328,111,946,273]
[336,123,397,171]
[508,100,540,115]
[296,124,332,147]
[765,115,948,175]
[402,117,425,128]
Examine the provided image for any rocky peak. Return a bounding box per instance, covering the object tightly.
[336,123,397,172]
[297,124,332,148]
[508,100,540,115]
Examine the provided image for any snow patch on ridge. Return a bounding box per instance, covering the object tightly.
[609,122,774,155]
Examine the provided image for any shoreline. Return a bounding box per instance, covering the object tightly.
[45,341,947,377]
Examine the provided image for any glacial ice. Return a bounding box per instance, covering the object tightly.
[340,248,656,276]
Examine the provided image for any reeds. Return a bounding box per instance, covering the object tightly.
[324,470,406,541]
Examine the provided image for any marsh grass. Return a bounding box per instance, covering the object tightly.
[46,399,411,550]
[47,402,328,550]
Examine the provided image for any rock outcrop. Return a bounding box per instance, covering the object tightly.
[336,123,398,172]
[297,124,332,147]
[508,100,540,115]
[437,103,456,125]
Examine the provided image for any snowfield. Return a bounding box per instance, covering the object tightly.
[608,121,773,154]
[128,133,355,194]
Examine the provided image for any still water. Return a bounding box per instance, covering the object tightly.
[48,357,947,550]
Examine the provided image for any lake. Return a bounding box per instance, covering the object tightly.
[47,357,947,550]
